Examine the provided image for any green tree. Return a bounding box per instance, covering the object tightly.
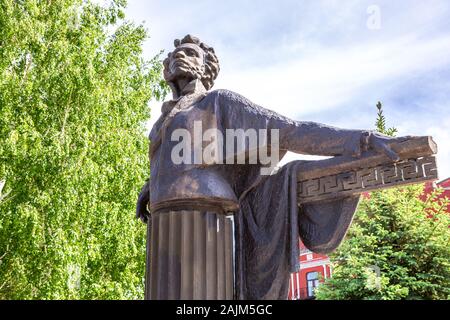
[375,101,398,137]
[315,103,450,300]
[0,0,166,299]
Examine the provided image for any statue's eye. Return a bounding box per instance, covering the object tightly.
[185,49,197,57]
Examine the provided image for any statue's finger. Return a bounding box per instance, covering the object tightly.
[352,138,363,158]
[136,204,141,219]
[353,147,361,158]
[382,144,400,162]
[362,133,370,152]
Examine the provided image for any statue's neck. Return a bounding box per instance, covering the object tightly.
[170,78,206,99]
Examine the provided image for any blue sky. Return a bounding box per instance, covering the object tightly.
[124,0,450,180]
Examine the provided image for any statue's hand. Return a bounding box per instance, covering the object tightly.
[136,180,150,224]
[364,131,400,162]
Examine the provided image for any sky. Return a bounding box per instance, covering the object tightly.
[123,0,450,181]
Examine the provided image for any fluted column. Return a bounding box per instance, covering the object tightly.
[145,210,234,300]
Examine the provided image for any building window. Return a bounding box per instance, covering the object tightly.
[300,247,312,255]
[306,272,319,298]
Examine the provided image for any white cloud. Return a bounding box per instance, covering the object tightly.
[216,34,450,120]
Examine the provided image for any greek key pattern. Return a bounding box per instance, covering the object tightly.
[298,156,438,203]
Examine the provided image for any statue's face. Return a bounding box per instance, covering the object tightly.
[167,43,205,81]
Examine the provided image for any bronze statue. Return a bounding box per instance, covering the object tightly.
[136,35,438,300]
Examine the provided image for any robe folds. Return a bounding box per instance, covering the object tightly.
[235,161,360,299]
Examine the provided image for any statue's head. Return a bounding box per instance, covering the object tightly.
[163,34,220,91]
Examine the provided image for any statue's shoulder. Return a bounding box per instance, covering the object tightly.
[204,89,291,122]
[203,89,264,112]
[203,89,251,104]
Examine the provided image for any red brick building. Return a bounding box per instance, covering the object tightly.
[288,178,450,300]
[288,241,331,300]
[421,178,450,212]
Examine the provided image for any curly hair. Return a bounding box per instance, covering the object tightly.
[163,34,220,90]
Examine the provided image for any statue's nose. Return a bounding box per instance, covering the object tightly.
[174,50,186,59]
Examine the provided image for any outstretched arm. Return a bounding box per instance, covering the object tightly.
[277,121,399,161]
[216,90,399,160]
